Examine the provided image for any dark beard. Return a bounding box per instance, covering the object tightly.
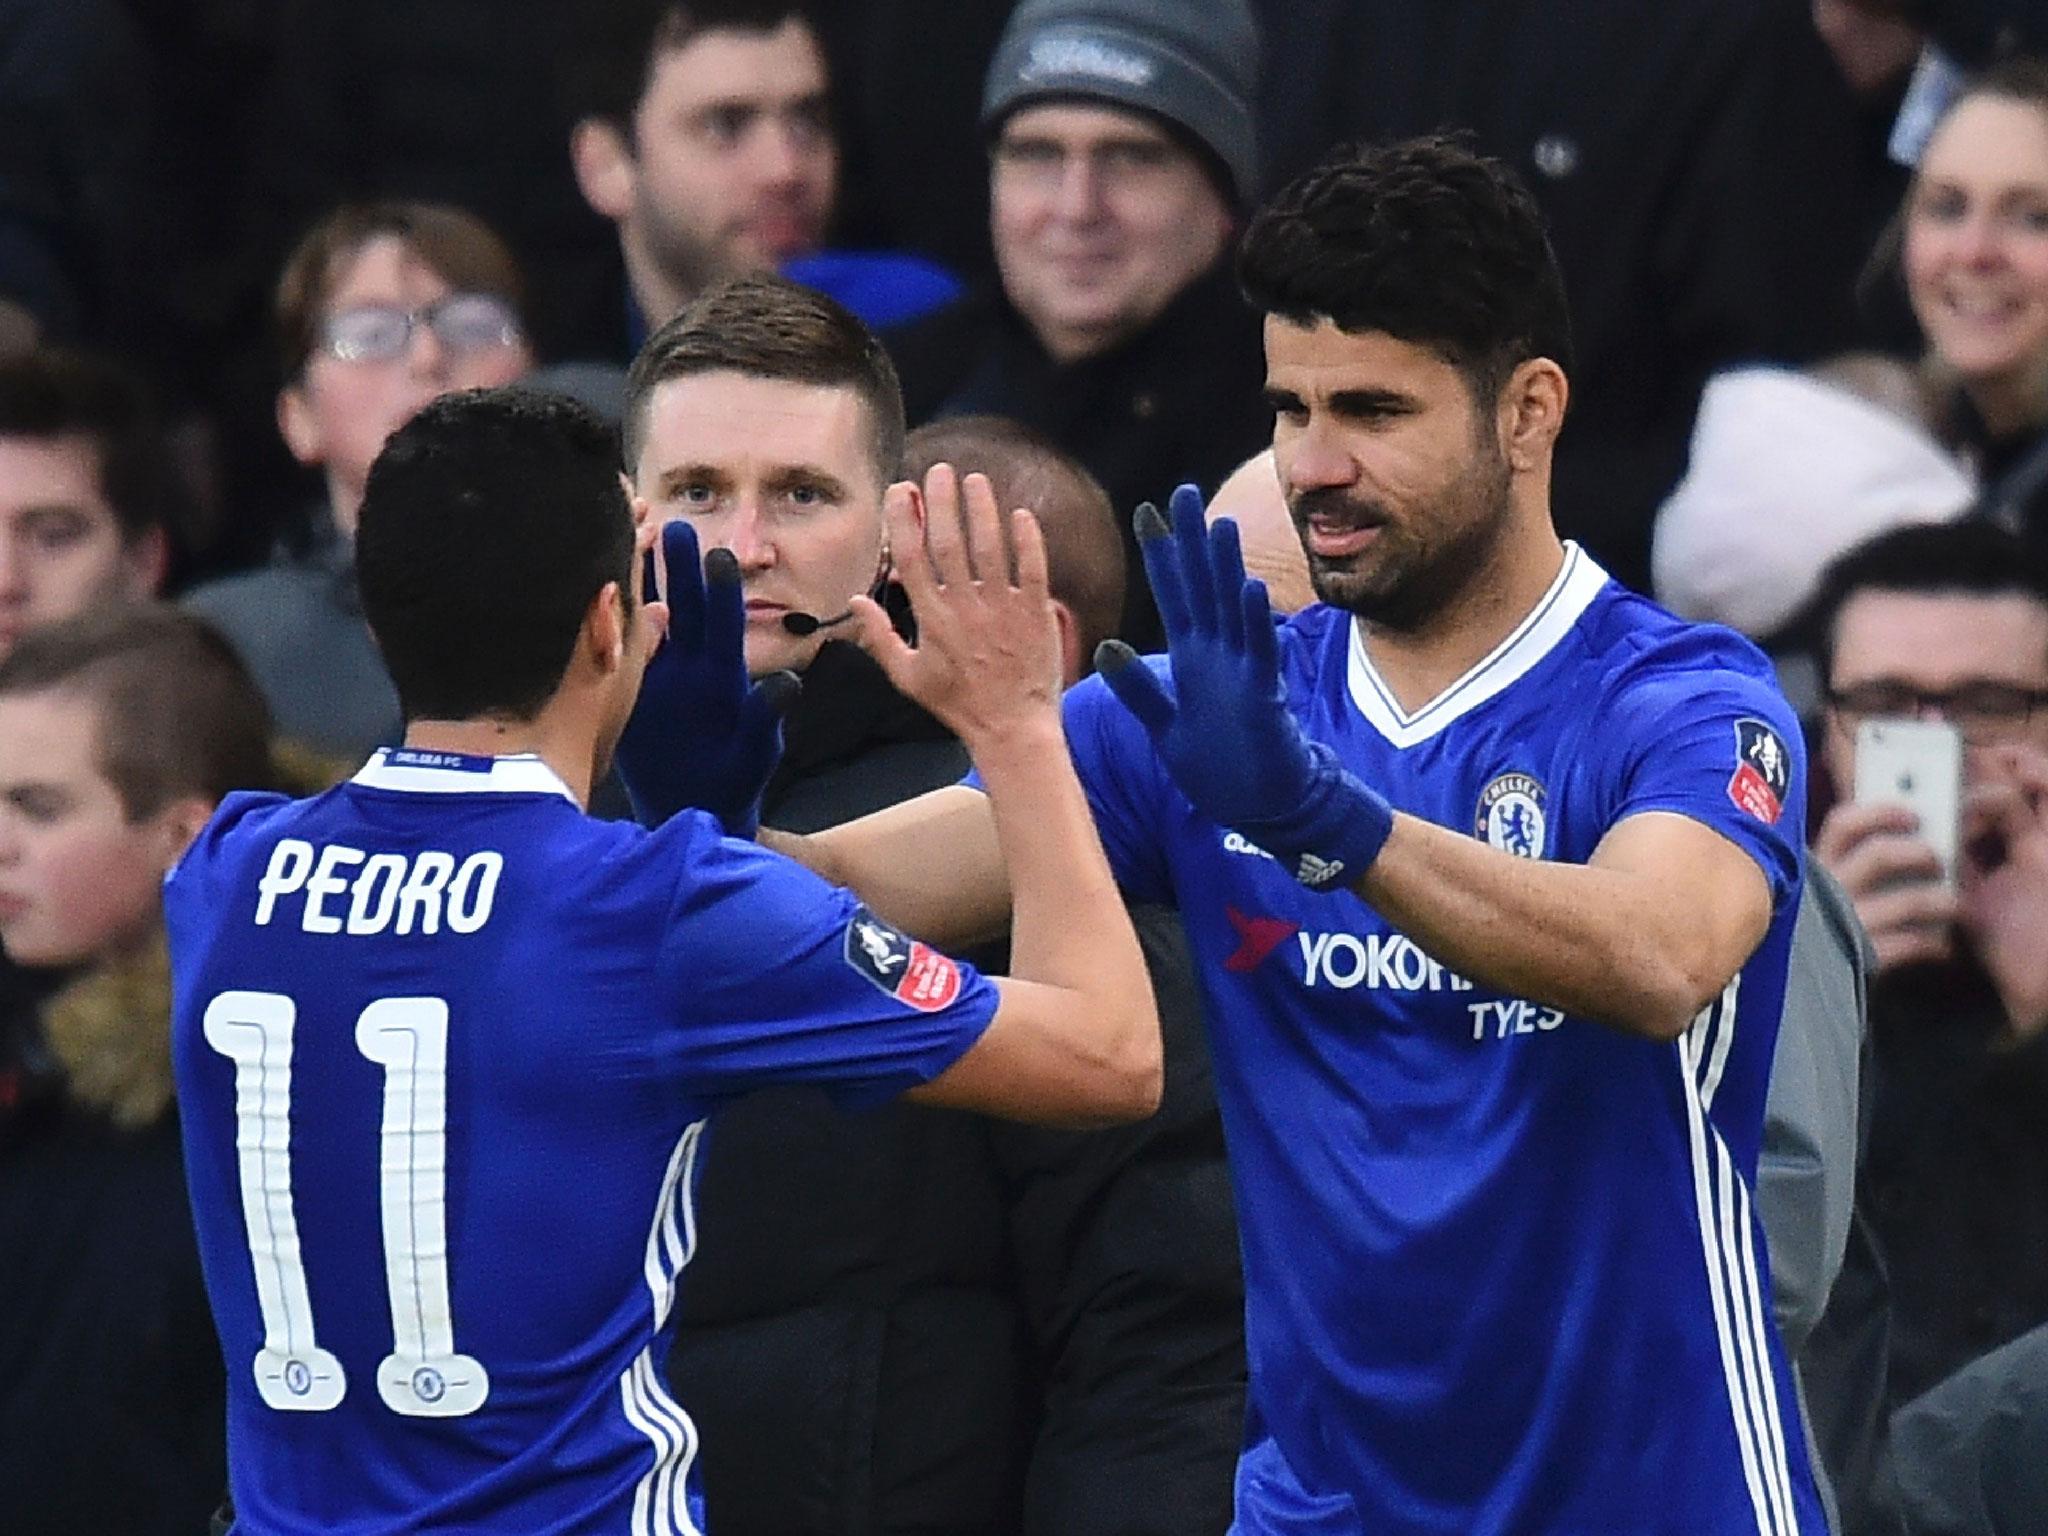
[1294,446,1514,633]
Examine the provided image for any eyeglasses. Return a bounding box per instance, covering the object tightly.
[991,135,1185,194]
[1825,679,2048,741]
[316,293,523,365]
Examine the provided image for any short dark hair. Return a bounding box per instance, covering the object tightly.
[1958,52,2048,113]
[0,604,274,818]
[903,415,1124,657]
[355,388,635,723]
[622,272,906,485]
[1238,135,1575,405]
[276,201,528,379]
[563,0,818,130]
[1808,520,2048,681]
[0,349,183,544]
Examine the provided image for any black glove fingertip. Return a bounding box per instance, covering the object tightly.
[1132,501,1169,542]
[1095,638,1139,675]
[704,546,742,586]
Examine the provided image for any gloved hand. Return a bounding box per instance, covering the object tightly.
[1096,484,1393,890]
[615,518,799,837]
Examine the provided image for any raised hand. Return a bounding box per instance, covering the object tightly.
[1095,483,1392,890]
[1812,799,1958,973]
[614,517,799,837]
[849,463,1063,747]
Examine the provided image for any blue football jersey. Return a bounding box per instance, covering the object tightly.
[167,749,996,1535]
[1063,547,1825,1536]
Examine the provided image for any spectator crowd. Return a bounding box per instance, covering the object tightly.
[4,1,2048,1532]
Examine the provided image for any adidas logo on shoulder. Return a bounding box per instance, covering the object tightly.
[1293,853,1346,889]
[1222,831,1275,861]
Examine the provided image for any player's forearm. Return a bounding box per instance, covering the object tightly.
[757,824,825,875]
[1354,816,1734,1041]
[764,788,1014,949]
[977,715,1161,1108]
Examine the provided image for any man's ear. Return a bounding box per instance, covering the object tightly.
[878,479,924,583]
[122,526,170,598]
[277,383,325,468]
[1497,358,1569,473]
[1052,599,1084,690]
[155,794,217,865]
[571,118,638,223]
[585,578,630,674]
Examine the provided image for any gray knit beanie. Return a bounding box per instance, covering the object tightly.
[980,0,1261,204]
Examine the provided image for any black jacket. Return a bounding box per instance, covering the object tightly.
[1891,1320,2048,1536]
[1954,392,2048,542]
[667,642,1245,1536]
[759,636,968,835]
[1865,963,2048,1411]
[0,950,226,1536]
[886,264,1270,653]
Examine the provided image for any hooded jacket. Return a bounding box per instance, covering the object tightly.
[0,933,227,1536]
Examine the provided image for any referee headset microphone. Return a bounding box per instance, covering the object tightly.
[780,604,857,636]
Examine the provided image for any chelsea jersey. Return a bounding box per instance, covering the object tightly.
[1063,545,1825,1536]
[168,749,996,1535]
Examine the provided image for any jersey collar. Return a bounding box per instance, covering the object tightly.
[1345,542,1610,748]
[351,748,580,804]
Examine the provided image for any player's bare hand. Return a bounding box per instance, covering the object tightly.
[630,496,668,632]
[1959,744,2048,1033]
[850,463,1063,747]
[1813,799,1955,971]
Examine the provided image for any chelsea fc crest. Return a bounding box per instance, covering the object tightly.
[1476,772,1547,859]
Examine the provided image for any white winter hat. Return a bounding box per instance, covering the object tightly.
[1653,367,1976,637]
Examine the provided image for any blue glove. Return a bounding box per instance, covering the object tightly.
[1096,485,1393,890]
[614,519,799,837]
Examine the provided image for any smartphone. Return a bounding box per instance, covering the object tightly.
[1853,717,1963,889]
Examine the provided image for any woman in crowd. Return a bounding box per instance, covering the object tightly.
[186,202,534,763]
[1656,54,2048,639]
[1904,54,2048,529]
[0,604,274,1534]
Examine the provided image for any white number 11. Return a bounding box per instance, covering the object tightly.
[203,990,490,1417]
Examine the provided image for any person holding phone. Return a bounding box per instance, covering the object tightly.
[1813,521,2048,1015]
[1809,519,2048,1410]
